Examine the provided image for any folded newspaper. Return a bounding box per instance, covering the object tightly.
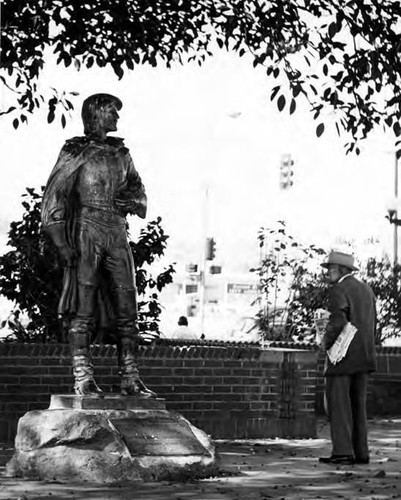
[314,309,358,365]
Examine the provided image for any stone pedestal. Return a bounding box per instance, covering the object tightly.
[6,395,217,483]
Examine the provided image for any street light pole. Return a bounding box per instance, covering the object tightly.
[386,153,401,275]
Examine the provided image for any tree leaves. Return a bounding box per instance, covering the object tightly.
[0,187,175,342]
[316,123,325,138]
[328,22,338,39]
[277,95,286,112]
[0,106,16,116]
[270,85,280,101]
[47,110,55,124]
[289,98,296,115]
[1,0,401,156]
[252,221,327,342]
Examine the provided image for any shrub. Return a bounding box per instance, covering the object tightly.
[0,187,175,343]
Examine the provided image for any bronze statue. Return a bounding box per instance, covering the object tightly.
[41,93,156,398]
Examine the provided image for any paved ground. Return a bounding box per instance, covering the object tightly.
[1,418,401,500]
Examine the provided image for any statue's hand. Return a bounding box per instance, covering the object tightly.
[58,246,76,268]
[45,223,76,267]
[115,197,133,212]
[115,193,146,219]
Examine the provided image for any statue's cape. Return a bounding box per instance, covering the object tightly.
[41,136,125,331]
[41,135,125,229]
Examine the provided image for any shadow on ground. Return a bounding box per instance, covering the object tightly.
[1,419,401,499]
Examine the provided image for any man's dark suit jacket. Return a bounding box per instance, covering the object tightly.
[323,274,377,376]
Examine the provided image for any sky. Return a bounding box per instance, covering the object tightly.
[0,49,398,277]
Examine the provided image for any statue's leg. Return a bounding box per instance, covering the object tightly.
[116,311,156,398]
[106,240,156,398]
[69,222,103,396]
[69,283,103,397]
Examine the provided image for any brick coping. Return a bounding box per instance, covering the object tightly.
[0,339,397,354]
[0,341,321,361]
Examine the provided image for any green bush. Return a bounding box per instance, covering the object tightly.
[252,223,401,345]
[0,187,175,343]
[251,221,327,342]
[361,257,401,344]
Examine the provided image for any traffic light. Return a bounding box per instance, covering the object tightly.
[210,265,222,274]
[187,298,199,317]
[185,263,198,273]
[279,154,294,190]
[205,237,216,260]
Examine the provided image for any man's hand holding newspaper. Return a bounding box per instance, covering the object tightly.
[314,309,358,365]
[314,309,330,347]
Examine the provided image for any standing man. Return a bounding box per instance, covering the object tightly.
[41,93,156,399]
[319,250,376,465]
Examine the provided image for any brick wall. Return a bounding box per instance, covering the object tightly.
[366,348,401,416]
[270,342,401,417]
[0,342,318,443]
[315,348,401,416]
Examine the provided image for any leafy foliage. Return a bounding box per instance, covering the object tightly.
[0,188,62,342]
[1,1,401,154]
[130,217,176,337]
[252,224,401,345]
[362,257,401,344]
[251,221,327,342]
[0,187,175,343]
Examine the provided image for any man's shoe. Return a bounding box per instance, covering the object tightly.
[354,457,370,464]
[319,455,354,465]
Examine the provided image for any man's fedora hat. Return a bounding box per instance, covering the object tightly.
[321,250,358,271]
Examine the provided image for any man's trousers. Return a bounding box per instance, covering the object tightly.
[325,372,369,459]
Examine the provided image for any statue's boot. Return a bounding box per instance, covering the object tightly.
[70,323,103,397]
[118,337,156,398]
[72,354,104,397]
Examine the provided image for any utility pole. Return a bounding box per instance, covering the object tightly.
[199,185,209,336]
[394,152,399,269]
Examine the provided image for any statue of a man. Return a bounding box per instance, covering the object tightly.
[41,93,156,398]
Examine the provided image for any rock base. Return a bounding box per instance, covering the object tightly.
[6,395,217,483]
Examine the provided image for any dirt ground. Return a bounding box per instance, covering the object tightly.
[1,418,401,500]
